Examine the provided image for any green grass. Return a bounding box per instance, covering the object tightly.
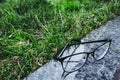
[0,0,120,79]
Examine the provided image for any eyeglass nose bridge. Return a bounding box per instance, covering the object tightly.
[83,52,96,63]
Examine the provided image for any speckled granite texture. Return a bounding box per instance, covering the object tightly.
[24,16,120,80]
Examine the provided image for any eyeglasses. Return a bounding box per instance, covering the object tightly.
[53,39,111,79]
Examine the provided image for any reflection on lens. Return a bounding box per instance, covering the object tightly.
[94,42,109,60]
[62,53,87,72]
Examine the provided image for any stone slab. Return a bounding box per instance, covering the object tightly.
[24,16,120,80]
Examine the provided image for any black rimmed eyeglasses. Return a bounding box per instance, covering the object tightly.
[53,39,112,79]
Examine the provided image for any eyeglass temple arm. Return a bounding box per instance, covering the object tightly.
[53,39,82,60]
[53,39,111,60]
[70,39,111,45]
[60,40,111,60]
[56,52,88,62]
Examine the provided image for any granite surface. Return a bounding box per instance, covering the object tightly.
[24,16,120,80]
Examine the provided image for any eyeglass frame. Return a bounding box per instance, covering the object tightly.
[53,39,112,79]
